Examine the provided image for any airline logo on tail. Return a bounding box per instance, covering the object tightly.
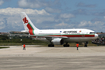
[23,17,28,24]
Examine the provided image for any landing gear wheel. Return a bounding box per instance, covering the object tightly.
[63,43,69,47]
[84,42,88,47]
[48,44,54,47]
[84,44,87,47]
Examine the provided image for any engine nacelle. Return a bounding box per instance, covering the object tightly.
[51,38,64,45]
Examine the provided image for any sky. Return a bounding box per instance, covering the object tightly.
[0,0,105,32]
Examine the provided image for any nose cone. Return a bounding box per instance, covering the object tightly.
[95,34,98,38]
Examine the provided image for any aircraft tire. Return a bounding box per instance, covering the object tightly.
[63,44,69,47]
[84,44,87,47]
[48,44,54,47]
[84,42,88,47]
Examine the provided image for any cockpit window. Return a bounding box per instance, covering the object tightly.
[90,32,95,34]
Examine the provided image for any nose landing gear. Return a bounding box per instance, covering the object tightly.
[84,42,88,47]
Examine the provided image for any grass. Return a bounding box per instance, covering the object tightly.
[0,43,22,46]
[0,47,9,49]
[0,43,48,46]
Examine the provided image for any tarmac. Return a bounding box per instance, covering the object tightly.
[0,45,105,70]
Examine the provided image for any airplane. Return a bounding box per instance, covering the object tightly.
[21,12,98,47]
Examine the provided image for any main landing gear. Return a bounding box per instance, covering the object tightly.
[48,44,54,47]
[48,43,70,47]
[63,43,69,47]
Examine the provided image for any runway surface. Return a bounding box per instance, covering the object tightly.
[0,45,105,70]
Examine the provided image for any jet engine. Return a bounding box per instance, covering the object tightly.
[51,38,64,45]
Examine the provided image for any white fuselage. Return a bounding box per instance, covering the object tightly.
[30,29,98,42]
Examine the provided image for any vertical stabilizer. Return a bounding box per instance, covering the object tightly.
[21,12,39,35]
[21,12,39,31]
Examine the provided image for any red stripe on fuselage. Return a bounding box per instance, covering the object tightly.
[50,35,95,37]
[84,35,95,37]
